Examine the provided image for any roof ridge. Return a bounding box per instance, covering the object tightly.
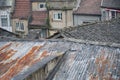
[65,38,120,48]
[61,17,120,32]
[1,38,120,48]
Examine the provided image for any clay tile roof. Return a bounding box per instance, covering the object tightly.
[74,0,102,15]
[30,11,47,26]
[101,0,120,9]
[12,0,31,19]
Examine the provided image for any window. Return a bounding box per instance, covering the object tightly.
[53,12,62,20]
[16,22,24,31]
[40,4,44,8]
[1,15,8,27]
[40,29,47,38]
[111,11,116,19]
[39,3,45,8]
[102,11,106,19]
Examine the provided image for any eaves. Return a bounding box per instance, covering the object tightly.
[101,6,120,10]
[73,13,101,16]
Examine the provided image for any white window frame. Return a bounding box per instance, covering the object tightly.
[16,22,24,31]
[53,12,62,20]
[1,15,8,27]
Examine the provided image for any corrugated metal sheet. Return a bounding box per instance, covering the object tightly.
[0,40,120,80]
[53,43,120,80]
[0,41,71,80]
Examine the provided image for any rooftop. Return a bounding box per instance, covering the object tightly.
[101,0,120,9]
[30,11,47,26]
[74,0,102,15]
[0,40,70,80]
[47,0,76,10]
[0,39,120,80]
[30,0,75,2]
[60,18,120,43]
[0,0,7,7]
[52,41,120,80]
[12,0,31,19]
[0,28,19,38]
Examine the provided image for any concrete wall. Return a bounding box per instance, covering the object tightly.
[73,15,101,26]
[49,10,73,29]
[32,2,46,11]
[12,19,28,36]
[49,29,58,37]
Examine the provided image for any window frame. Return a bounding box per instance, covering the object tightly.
[1,15,8,27]
[16,22,24,31]
[53,12,62,21]
[111,11,116,19]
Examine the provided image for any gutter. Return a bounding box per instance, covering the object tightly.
[73,13,101,16]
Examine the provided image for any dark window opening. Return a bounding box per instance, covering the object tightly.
[40,4,44,8]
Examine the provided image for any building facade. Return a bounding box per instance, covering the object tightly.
[29,0,48,39]
[101,0,120,20]
[73,0,102,26]
[12,0,31,37]
[0,0,14,32]
[47,0,75,36]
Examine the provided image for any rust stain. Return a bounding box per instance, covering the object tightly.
[0,48,17,77]
[40,51,48,58]
[32,51,48,64]
[15,43,20,47]
[0,46,42,80]
[89,50,115,80]
[0,43,12,52]
[0,59,18,76]
[0,49,17,62]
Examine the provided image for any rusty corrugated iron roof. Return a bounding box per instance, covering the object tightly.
[0,41,70,80]
[52,42,120,80]
[0,40,120,80]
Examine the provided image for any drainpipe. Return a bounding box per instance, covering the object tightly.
[65,10,67,27]
[65,1,67,27]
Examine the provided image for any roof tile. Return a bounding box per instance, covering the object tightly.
[12,0,31,19]
[30,11,47,26]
